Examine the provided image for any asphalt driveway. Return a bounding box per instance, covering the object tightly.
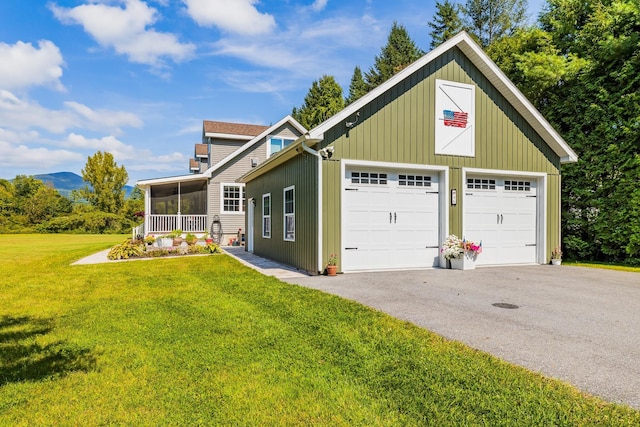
[282,265,640,409]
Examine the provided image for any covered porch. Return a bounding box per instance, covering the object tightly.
[139,176,209,235]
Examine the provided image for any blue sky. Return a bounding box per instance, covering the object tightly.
[0,0,545,185]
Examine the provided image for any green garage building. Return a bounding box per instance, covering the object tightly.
[239,32,577,274]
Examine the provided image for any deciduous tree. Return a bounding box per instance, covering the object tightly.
[77,151,128,214]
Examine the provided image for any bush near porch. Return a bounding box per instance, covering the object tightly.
[0,234,638,425]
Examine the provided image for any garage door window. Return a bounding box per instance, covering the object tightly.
[467,178,496,190]
[504,180,531,192]
[399,174,432,187]
[351,172,387,185]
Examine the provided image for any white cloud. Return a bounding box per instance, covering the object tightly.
[65,102,143,133]
[50,0,195,67]
[0,90,142,135]
[310,0,329,12]
[0,40,65,91]
[0,140,82,169]
[63,133,138,162]
[183,0,275,35]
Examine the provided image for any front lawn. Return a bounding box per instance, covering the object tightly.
[1,234,638,425]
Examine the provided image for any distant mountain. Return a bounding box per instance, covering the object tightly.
[33,172,134,198]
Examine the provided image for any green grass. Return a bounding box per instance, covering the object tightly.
[564,261,640,273]
[1,234,639,426]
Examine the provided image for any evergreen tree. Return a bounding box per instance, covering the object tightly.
[292,75,345,129]
[77,151,128,214]
[346,66,368,105]
[365,22,423,90]
[463,0,527,47]
[536,0,640,263]
[428,0,464,49]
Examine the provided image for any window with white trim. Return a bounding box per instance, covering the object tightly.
[284,186,295,241]
[504,180,531,192]
[221,184,245,213]
[262,193,271,238]
[268,137,295,157]
[467,178,496,190]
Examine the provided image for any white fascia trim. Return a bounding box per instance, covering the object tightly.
[136,174,208,187]
[461,167,547,264]
[203,115,306,179]
[204,133,254,141]
[340,159,450,270]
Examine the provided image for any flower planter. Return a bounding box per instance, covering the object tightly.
[450,253,477,270]
[158,237,173,247]
[551,259,562,266]
[326,265,337,276]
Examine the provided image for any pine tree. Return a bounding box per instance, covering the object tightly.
[365,22,423,90]
[346,66,368,105]
[463,0,527,47]
[292,75,345,129]
[429,0,464,49]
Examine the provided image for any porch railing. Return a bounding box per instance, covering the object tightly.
[132,223,145,240]
[147,214,207,234]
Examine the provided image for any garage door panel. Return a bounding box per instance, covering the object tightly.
[343,168,441,271]
[465,177,538,265]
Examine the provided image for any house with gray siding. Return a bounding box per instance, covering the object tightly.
[239,32,577,274]
[137,115,305,244]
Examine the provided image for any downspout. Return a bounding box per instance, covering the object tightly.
[301,141,323,274]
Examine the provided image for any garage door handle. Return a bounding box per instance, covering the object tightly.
[525,243,536,247]
[394,212,397,223]
[425,245,439,248]
[345,247,358,250]
[497,214,500,224]
[500,214,503,224]
[390,212,392,223]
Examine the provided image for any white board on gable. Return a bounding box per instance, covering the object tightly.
[435,79,475,157]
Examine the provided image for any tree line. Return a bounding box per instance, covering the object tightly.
[293,0,639,265]
[0,151,143,234]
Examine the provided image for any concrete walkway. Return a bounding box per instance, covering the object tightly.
[72,245,309,280]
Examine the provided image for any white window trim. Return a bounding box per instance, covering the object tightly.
[262,193,271,238]
[220,183,245,215]
[283,185,295,242]
[267,135,296,157]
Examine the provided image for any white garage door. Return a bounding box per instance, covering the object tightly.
[343,169,440,271]
[464,177,538,265]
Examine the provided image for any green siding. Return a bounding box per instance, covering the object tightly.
[317,47,562,264]
[246,153,319,273]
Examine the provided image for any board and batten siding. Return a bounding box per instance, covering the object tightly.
[207,123,303,243]
[246,153,319,273]
[317,47,562,263]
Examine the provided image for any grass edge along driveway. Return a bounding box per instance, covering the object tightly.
[0,234,638,426]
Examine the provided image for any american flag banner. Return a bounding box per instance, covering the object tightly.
[443,110,468,128]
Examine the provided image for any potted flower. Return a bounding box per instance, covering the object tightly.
[167,229,183,246]
[551,247,562,265]
[144,235,156,246]
[326,253,338,276]
[185,233,198,245]
[203,232,214,244]
[442,234,482,270]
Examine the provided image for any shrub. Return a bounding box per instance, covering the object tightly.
[107,239,145,260]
